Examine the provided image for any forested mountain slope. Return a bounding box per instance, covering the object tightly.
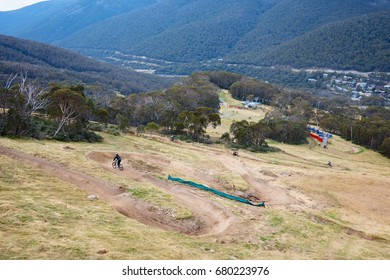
[231,0,390,55]
[0,0,157,43]
[0,0,389,73]
[234,11,390,72]
[57,0,390,63]
[56,0,276,60]
[0,34,174,94]
[0,0,70,38]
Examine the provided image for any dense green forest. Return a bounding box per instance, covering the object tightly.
[0,35,175,94]
[230,0,390,55]
[55,0,390,63]
[57,0,272,60]
[236,11,390,72]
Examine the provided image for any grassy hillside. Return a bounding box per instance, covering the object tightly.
[0,34,175,94]
[0,92,389,259]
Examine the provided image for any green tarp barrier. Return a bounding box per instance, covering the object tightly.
[168,175,265,207]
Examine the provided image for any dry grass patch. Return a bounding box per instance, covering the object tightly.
[0,156,216,259]
[214,173,249,192]
[0,136,195,221]
[209,90,271,138]
[128,185,193,220]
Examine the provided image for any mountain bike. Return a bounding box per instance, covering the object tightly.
[112,159,123,171]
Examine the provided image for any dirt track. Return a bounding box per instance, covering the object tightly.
[0,143,298,237]
[0,145,236,236]
[0,140,344,238]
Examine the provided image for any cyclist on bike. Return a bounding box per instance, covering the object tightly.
[113,153,122,167]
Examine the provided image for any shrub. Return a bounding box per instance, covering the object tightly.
[380,137,390,158]
[88,122,104,132]
[220,132,230,143]
[145,122,160,134]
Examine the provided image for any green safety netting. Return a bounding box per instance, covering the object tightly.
[168,175,265,207]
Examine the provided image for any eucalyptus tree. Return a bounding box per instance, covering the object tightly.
[175,107,221,141]
[48,88,88,137]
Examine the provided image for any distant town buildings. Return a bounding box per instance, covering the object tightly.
[307,72,390,106]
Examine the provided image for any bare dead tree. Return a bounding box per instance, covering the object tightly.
[146,95,164,123]
[5,73,18,89]
[19,71,28,90]
[20,78,49,116]
[28,86,48,113]
[5,71,49,116]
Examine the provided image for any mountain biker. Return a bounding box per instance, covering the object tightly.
[113,153,122,167]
